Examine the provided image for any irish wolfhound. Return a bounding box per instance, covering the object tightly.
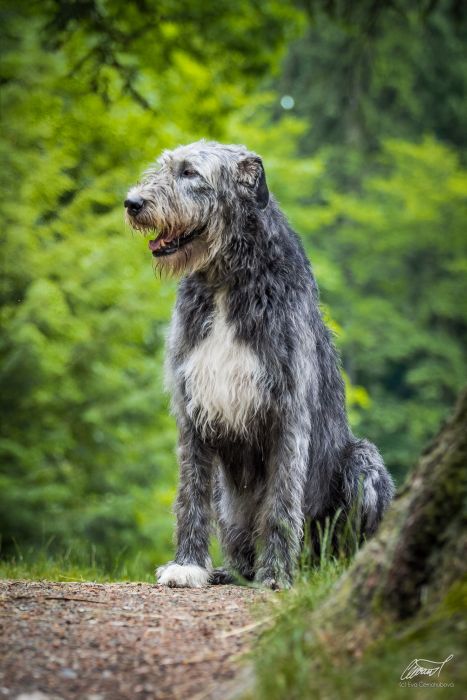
[125,140,394,589]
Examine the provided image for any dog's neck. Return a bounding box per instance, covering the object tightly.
[201,207,284,288]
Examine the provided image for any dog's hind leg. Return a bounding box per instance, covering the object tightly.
[209,568,236,585]
[209,523,256,585]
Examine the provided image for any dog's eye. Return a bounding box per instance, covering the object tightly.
[181,168,198,178]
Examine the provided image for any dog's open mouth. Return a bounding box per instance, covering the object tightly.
[148,228,203,257]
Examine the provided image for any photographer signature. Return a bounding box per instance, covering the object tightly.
[400,654,454,680]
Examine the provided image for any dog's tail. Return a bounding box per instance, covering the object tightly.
[344,438,395,536]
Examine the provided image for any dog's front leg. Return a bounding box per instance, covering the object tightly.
[157,427,213,588]
[255,413,309,589]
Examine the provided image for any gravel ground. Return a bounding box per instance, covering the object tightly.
[0,580,267,700]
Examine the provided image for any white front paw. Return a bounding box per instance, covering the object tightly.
[156,562,210,588]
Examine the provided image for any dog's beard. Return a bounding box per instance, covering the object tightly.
[151,238,212,276]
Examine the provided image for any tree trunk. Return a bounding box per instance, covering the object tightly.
[319,387,467,646]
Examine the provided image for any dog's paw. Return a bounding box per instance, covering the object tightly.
[254,569,291,591]
[156,562,210,588]
[209,568,235,585]
[258,577,290,591]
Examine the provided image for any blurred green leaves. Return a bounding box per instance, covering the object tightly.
[0,0,304,570]
[1,0,466,574]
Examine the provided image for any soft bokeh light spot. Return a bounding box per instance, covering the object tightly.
[280,95,295,110]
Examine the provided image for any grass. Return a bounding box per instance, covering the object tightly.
[0,544,155,582]
[0,533,224,583]
[248,559,347,700]
[250,577,466,700]
[248,532,466,700]
[247,508,466,700]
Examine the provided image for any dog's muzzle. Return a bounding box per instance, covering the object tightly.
[148,225,207,257]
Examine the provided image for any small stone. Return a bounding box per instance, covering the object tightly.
[58,667,77,680]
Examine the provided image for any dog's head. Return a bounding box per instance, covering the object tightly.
[125,140,269,274]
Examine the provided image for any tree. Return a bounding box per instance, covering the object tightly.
[277,0,467,153]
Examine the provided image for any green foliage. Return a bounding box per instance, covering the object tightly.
[277,0,467,152]
[0,1,301,570]
[302,138,467,479]
[1,0,466,575]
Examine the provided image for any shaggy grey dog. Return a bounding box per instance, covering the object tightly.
[125,140,394,589]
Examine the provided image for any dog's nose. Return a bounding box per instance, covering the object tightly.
[124,195,144,214]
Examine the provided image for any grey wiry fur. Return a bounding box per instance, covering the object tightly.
[125,140,394,589]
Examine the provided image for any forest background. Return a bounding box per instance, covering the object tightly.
[1,0,466,578]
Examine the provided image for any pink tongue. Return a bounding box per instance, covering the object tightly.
[148,238,163,252]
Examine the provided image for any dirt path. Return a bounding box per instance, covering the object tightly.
[0,580,267,700]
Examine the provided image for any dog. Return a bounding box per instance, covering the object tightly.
[125,140,394,588]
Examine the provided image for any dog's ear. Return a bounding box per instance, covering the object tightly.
[237,156,269,209]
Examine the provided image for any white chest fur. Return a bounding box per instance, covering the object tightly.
[181,294,266,435]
